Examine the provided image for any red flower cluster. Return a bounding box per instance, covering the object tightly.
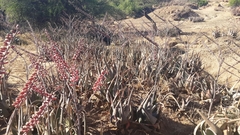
[69,64,80,86]
[13,67,56,134]
[72,39,85,61]
[13,68,56,134]
[11,31,57,133]
[45,30,79,84]
[12,71,37,108]
[13,57,51,108]
[92,69,108,91]
[20,96,54,134]
[0,25,19,78]
[49,42,69,80]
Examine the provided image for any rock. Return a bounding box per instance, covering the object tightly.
[189,17,204,22]
[214,4,224,11]
[185,3,198,9]
[232,6,240,16]
[168,41,179,47]
[157,25,182,37]
[171,7,200,21]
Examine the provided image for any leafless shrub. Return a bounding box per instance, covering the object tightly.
[85,24,112,45]
[227,28,238,38]
[212,27,221,38]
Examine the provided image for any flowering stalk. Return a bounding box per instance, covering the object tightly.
[20,96,55,134]
[12,44,57,134]
[69,64,80,86]
[12,71,37,108]
[15,71,56,134]
[45,30,79,83]
[44,30,70,80]
[92,69,108,91]
[0,25,19,79]
[50,45,69,80]
[13,56,48,108]
[72,39,85,61]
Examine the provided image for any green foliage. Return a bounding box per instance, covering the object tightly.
[79,0,121,18]
[0,0,120,26]
[0,0,70,27]
[118,0,137,15]
[197,0,208,7]
[229,0,240,7]
[0,0,166,27]
[108,0,168,17]
[189,0,208,7]
[108,0,137,15]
